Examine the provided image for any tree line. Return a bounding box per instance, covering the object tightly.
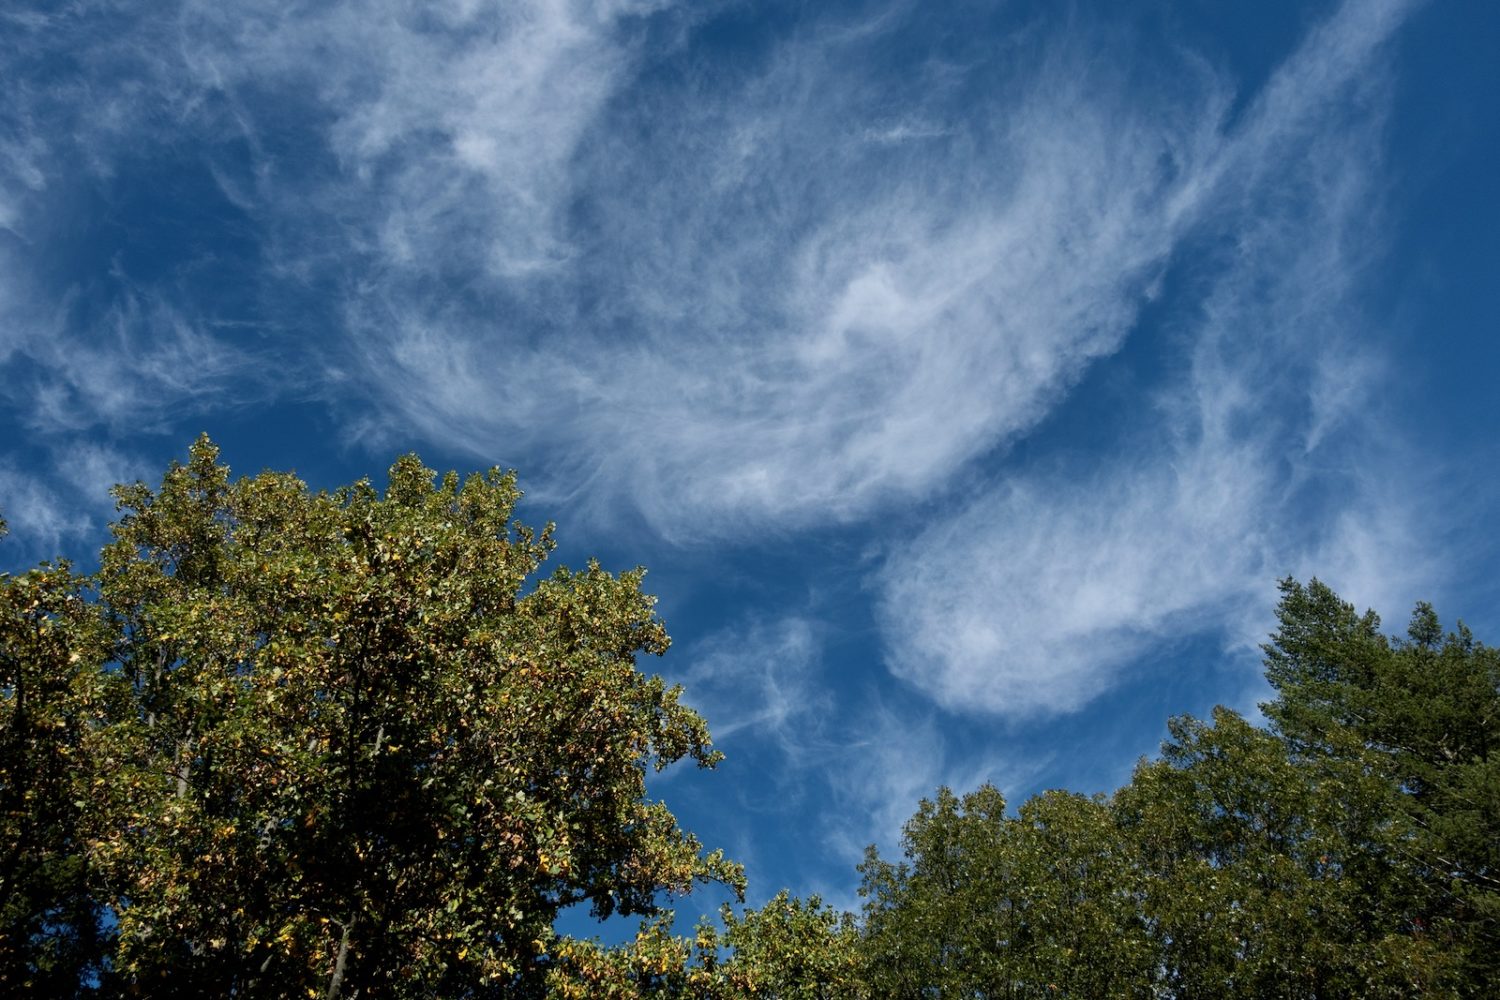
[2,440,1496,996]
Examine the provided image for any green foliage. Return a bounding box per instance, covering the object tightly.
[1262,578,1500,992]
[0,556,115,993]
[859,784,1155,998]
[714,890,863,999]
[5,446,1498,1000]
[858,580,1498,999]
[1118,708,1457,997]
[3,438,742,997]
[546,893,862,1000]
[546,917,705,998]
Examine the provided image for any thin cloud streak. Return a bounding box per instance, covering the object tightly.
[825,697,1048,865]
[0,274,262,436]
[670,613,1040,867]
[0,464,91,558]
[182,0,663,278]
[674,617,831,752]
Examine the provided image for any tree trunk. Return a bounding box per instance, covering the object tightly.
[325,915,357,1000]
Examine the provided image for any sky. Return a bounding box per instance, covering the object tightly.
[2,0,1498,928]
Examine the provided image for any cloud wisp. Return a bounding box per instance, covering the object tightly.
[876,0,1428,718]
[674,616,831,755]
[0,0,676,538]
[668,612,1042,873]
[350,5,1233,533]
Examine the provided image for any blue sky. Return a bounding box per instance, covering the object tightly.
[2,0,1497,925]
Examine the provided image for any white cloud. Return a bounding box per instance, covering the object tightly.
[874,0,1428,719]
[0,135,45,235]
[0,0,681,442]
[0,463,92,559]
[348,8,1233,535]
[0,430,150,565]
[54,442,151,512]
[822,697,1049,864]
[345,0,1419,544]
[1,0,1423,546]
[674,616,830,754]
[0,0,1438,728]
[2,289,260,436]
[667,612,1045,866]
[168,0,678,280]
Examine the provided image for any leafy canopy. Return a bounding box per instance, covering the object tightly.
[857,578,1499,999]
[2,436,742,997]
[5,441,1498,999]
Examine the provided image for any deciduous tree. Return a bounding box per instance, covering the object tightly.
[546,892,862,1000]
[0,520,115,994]
[51,437,740,996]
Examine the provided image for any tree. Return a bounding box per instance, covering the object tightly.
[1261,578,1500,993]
[12,436,741,996]
[1116,707,1456,998]
[712,890,863,999]
[545,892,863,1000]
[0,520,115,994]
[858,784,1155,999]
[858,578,1498,998]
[9,443,1498,1000]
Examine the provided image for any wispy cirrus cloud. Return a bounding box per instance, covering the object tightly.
[12,293,260,436]
[345,0,1425,554]
[821,697,1051,865]
[0,0,680,407]
[0,463,91,559]
[0,0,1439,730]
[0,0,675,538]
[875,0,1429,718]
[1,0,1422,541]
[667,612,1046,871]
[176,0,681,280]
[0,440,148,565]
[674,616,830,754]
[353,7,1232,533]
